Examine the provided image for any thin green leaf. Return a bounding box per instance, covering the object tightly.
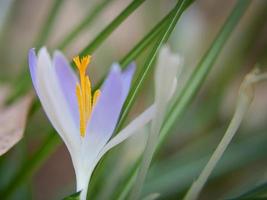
[79,0,146,56]
[35,0,65,47]
[116,0,251,198]
[0,132,61,198]
[158,0,251,149]
[8,0,65,103]
[94,6,175,90]
[143,130,267,198]
[57,0,114,50]
[229,182,267,200]
[128,0,195,199]
[63,191,81,200]
[184,68,267,200]
[115,0,194,134]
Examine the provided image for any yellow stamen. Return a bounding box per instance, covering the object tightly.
[73,55,100,137]
[76,84,86,136]
[85,76,92,121]
[93,90,101,108]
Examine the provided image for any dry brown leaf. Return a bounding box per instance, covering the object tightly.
[0,91,34,156]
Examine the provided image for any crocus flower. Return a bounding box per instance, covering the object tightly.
[28,47,155,199]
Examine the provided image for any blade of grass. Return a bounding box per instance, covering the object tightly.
[116,0,251,198]
[8,0,65,102]
[0,132,61,198]
[183,68,267,200]
[57,0,114,50]
[230,182,267,199]
[35,0,65,47]
[87,9,177,200]
[144,130,267,199]
[79,0,146,56]
[158,0,251,150]
[128,0,195,199]
[115,0,194,134]
[94,6,175,90]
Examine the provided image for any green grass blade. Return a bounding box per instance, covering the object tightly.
[35,0,65,47]
[0,132,61,198]
[79,0,146,56]
[116,0,251,198]
[144,130,267,199]
[57,0,114,50]
[158,0,251,148]
[115,0,194,134]
[8,0,65,103]
[230,182,267,199]
[94,6,175,90]
[128,1,195,199]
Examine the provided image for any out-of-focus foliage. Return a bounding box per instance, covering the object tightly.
[0,0,267,200]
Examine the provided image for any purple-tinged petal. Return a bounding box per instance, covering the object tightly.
[84,63,135,150]
[121,62,135,100]
[36,47,80,152]
[28,48,37,91]
[53,51,79,128]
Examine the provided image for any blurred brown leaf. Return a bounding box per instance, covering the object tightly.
[0,89,33,156]
[0,85,10,107]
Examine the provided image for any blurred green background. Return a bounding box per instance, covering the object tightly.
[0,0,267,199]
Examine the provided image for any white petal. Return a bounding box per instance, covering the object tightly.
[73,105,155,199]
[153,45,183,127]
[95,104,156,163]
[35,48,80,155]
[155,45,183,104]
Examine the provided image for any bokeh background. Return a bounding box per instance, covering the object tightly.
[0,0,267,199]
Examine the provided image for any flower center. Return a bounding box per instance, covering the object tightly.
[73,55,101,137]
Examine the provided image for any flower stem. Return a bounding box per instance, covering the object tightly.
[115,0,251,198]
[126,1,195,199]
[183,68,267,200]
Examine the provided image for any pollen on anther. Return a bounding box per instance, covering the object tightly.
[73,55,100,138]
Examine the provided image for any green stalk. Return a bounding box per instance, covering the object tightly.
[35,0,65,47]
[230,182,267,199]
[94,6,174,90]
[57,0,114,50]
[158,0,251,149]
[183,69,267,200]
[115,0,194,134]
[8,0,65,103]
[88,9,176,199]
[128,0,194,199]
[143,129,267,198]
[0,132,61,198]
[79,0,146,56]
[116,0,251,198]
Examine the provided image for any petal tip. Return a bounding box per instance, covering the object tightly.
[111,63,121,73]
[124,62,136,75]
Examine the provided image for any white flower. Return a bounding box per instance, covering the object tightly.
[28,47,155,199]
